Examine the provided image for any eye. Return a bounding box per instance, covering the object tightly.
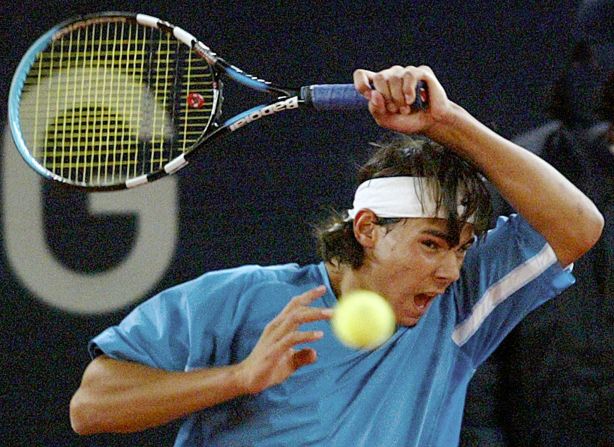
[422,240,442,250]
[456,240,475,255]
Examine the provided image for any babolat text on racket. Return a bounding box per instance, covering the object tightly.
[9,12,428,191]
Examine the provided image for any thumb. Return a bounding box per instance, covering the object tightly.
[368,90,388,116]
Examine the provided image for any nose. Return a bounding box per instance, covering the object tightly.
[434,251,462,284]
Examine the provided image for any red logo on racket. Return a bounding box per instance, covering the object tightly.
[187,92,206,109]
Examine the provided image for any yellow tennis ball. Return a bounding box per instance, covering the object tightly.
[331,289,396,349]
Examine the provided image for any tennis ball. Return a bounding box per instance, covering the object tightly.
[331,289,396,349]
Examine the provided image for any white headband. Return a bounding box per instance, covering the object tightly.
[347,176,475,222]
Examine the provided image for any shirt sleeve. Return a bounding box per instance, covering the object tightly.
[451,214,576,368]
[88,267,252,371]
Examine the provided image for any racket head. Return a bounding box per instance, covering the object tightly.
[9,12,220,190]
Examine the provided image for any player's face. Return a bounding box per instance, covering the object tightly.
[362,218,475,327]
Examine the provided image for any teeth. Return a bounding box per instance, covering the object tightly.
[414,294,429,308]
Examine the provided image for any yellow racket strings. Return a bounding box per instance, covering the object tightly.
[21,18,216,186]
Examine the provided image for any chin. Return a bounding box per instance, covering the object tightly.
[398,315,420,327]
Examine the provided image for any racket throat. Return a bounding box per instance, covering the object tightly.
[227,97,300,131]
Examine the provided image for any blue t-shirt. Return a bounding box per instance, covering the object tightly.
[90,215,575,446]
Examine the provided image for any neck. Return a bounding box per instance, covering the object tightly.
[325,261,368,299]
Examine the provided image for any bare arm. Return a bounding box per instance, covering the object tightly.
[70,286,332,434]
[69,355,246,434]
[426,107,603,266]
[354,66,604,266]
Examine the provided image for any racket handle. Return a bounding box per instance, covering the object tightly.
[302,81,428,111]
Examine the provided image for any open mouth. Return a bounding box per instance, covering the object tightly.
[414,293,438,311]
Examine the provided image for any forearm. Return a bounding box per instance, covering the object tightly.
[70,355,247,434]
[427,103,604,266]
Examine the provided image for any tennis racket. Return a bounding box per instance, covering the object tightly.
[9,12,427,191]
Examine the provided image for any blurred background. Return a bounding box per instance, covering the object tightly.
[3,1,608,446]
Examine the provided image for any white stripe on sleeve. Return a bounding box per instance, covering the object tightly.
[452,243,558,347]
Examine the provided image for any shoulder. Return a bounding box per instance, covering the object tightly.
[464,213,555,273]
[482,213,542,244]
[190,262,319,291]
[129,263,321,328]
[195,263,325,326]
[170,263,321,308]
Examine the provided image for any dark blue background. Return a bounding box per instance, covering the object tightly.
[0,1,579,445]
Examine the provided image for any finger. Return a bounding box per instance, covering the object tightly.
[401,69,419,112]
[292,306,334,324]
[264,286,328,336]
[387,66,407,112]
[292,348,318,370]
[277,329,324,352]
[353,69,375,99]
[368,90,388,117]
[416,66,448,119]
[371,71,394,112]
[273,306,333,339]
[286,285,327,309]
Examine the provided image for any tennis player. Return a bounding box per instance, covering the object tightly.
[70,65,603,446]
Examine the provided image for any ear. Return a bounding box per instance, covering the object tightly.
[353,209,379,248]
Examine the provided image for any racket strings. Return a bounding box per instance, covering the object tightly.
[19,18,216,186]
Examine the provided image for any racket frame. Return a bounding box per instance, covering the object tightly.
[9,12,425,191]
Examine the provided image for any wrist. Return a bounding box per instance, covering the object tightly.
[229,362,254,396]
[423,101,467,144]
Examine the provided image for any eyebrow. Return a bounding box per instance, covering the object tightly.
[420,229,475,248]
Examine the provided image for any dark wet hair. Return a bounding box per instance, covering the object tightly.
[315,134,492,269]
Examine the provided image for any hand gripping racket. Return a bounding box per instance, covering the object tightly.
[8,12,427,191]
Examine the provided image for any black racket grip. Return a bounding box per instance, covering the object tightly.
[301,81,428,111]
